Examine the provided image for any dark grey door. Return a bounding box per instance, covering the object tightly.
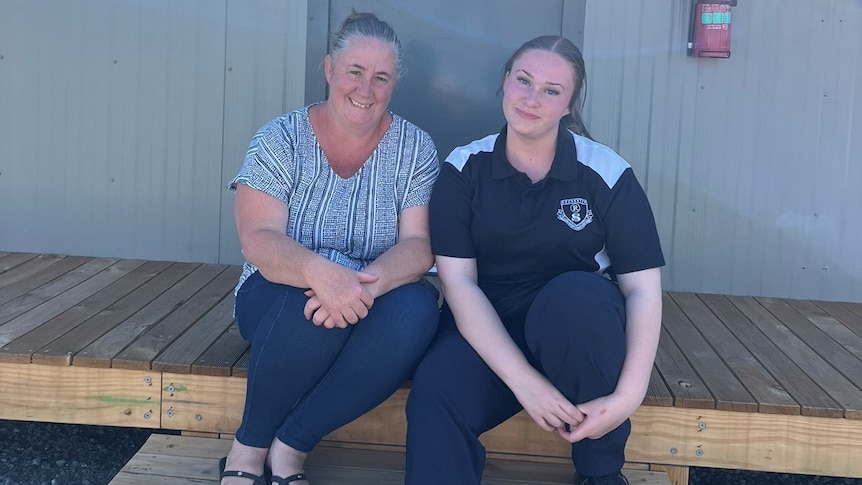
[309,0,584,158]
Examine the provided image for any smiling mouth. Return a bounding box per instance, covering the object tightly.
[350,98,371,109]
[515,108,539,119]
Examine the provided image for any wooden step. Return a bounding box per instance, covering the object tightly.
[110,433,671,484]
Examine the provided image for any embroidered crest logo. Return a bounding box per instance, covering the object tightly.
[556,197,593,231]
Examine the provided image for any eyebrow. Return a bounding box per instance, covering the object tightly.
[348,63,392,78]
[516,68,565,88]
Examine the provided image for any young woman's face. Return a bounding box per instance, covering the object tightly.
[324,37,397,128]
[502,49,575,140]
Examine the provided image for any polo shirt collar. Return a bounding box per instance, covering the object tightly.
[491,124,580,181]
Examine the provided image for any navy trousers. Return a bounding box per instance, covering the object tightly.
[234,271,439,452]
[405,271,629,483]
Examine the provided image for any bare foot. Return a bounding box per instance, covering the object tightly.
[268,438,310,485]
[221,439,269,485]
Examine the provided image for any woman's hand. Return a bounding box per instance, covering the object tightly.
[302,265,378,328]
[557,392,640,443]
[509,371,585,433]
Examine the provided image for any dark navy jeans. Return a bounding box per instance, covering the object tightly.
[234,270,439,452]
[405,271,629,483]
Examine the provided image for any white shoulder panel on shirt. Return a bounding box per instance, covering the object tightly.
[445,133,499,171]
[571,131,631,189]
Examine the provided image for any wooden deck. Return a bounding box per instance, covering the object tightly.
[1,252,861,484]
[110,434,670,484]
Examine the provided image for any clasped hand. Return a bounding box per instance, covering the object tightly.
[303,264,379,329]
[515,375,635,444]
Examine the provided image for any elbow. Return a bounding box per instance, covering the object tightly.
[238,234,267,270]
[418,251,435,274]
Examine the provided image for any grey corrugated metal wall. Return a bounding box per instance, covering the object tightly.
[0,0,307,265]
[583,1,861,302]
[0,0,859,303]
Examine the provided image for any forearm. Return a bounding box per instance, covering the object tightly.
[443,278,538,387]
[362,236,434,298]
[615,270,663,405]
[240,227,333,289]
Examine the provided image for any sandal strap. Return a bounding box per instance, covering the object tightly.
[220,469,266,485]
[271,473,307,484]
[219,457,267,485]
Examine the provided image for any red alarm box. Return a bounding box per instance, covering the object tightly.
[692,2,732,58]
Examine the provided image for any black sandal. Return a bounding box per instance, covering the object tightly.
[219,456,267,485]
[271,473,307,484]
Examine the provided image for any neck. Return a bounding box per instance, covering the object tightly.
[505,127,558,183]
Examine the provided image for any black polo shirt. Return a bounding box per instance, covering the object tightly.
[429,126,665,321]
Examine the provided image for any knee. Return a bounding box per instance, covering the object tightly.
[380,282,440,338]
[525,272,625,346]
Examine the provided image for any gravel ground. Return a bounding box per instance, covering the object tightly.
[1,420,860,485]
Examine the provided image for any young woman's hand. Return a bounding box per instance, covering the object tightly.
[510,372,585,433]
[556,392,640,443]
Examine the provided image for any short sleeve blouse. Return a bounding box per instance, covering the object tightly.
[229,105,439,293]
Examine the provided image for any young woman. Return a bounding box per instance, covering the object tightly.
[221,12,440,485]
[406,35,664,485]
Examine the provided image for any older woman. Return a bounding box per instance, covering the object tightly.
[220,11,440,485]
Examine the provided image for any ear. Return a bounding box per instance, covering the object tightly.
[324,55,333,83]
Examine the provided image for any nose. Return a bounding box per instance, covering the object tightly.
[523,87,540,106]
[356,78,372,96]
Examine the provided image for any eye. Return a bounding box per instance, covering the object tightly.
[348,70,362,77]
[374,75,390,83]
[543,88,561,96]
[517,76,531,86]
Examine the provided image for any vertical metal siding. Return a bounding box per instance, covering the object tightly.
[584,0,862,302]
[0,0,307,265]
[218,0,309,265]
[0,0,227,262]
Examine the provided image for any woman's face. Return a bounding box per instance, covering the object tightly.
[324,37,397,128]
[502,49,575,140]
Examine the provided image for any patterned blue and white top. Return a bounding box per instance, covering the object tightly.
[229,104,440,294]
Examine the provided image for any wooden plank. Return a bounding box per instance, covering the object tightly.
[0,256,112,323]
[190,321,247,377]
[669,292,798,415]
[0,252,38,273]
[160,373,246,434]
[644,365,674,407]
[232,348,250,378]
[628,406,862,478]
[152,267,242,374]
[72,263,223,368]
[0,260,166,364]
[653,325,715,409]
[112,265,236,370]
[152,292,236,373]
[734,296,862,419]
[699,293,844,418]
[0,362,160,428]
[816,300,862,341]
[0,253,65,286]
[649,465,688,485]
[842,301,862,325]
[0,258,138,346]
[661,293,756,412]
[759,297,862,390]
[112,434,670,485]
[0,255,92,307]
[33,262,199,366]
[152,294,236,374]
